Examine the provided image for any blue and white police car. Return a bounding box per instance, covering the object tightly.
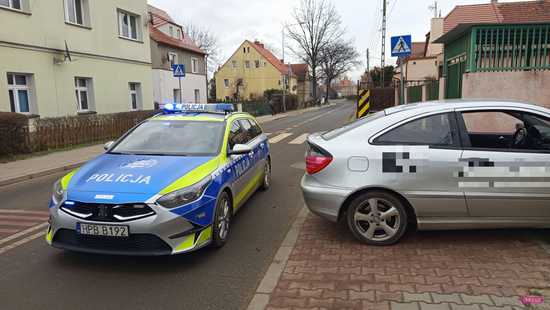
[47,104,271,255]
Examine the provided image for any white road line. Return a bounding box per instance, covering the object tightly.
[0,209,50,216]
[264,133,272,136]
[0,230,47,255]
[0,215,49,221]
[0,222,48,246]
[269,133,293,144]
[289,133,309,145]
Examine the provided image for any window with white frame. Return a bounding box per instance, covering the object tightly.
[231,60,237,68]
[75,77,92,112]
[0,0,21,10]
[118,10,140,40]
[169,25,174,37]
[7,73,32,114]
[191,58,198,73]
[129,83,142,110]
[64,0,90,27]
[176,28,181,39]
[245,60,250,69]
[224,79,229,88]
[169,52,177,68]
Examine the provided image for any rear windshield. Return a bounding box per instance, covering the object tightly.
[322,111,386,140]
[110,120,225,156]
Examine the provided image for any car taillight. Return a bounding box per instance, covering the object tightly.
[305,142,333,174]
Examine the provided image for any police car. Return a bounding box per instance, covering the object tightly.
[46,104,271,255]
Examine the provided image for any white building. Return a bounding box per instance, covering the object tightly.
[148,5,207,106]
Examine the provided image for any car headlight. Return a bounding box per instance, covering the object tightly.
[52,179,64,204]
[157,176,212,209]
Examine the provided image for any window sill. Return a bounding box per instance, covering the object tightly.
[118,36,143,44]
[65,21,92,30]
[77,111,97,116]
[0,5,31,15]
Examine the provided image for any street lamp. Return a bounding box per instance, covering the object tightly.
[282,22,305,112]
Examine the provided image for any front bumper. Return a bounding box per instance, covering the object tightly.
[300,175,352,222]
[47,199,214,256]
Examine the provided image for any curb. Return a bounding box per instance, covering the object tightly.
[246,207,309,310]
[0,162,87,188]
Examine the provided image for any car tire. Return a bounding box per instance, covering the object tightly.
[260,159,271,191]
[346,191,408,246]
[211,191,232,248]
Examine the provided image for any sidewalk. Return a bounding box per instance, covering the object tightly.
[0,104,335,187]
[248,209,550,310]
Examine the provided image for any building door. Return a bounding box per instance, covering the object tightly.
[173,89,181,103]
[194,89,200,103]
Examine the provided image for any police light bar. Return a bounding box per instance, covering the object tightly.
[162,103,235,114]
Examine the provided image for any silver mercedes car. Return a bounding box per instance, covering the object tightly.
[301,100,550,245]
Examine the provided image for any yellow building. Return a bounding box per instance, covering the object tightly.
[0,0,153,117]
[215,40,303,101]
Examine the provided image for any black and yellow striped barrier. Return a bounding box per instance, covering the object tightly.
[357,89,370,118]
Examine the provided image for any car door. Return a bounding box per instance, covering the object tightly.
[456,108,550,218]
[228,120,249,201]
[371,112,469,218]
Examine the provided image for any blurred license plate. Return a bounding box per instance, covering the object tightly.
[77,223,129,237]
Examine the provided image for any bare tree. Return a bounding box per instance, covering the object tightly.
[320,40,360,103]
[287,0,344,103]
[183,22,220,75]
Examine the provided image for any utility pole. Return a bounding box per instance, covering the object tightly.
[380,0,387,88]
[366,48,370,72]
[282,26,287,112]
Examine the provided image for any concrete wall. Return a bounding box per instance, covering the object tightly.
[405,57,438,81]
[0,0,153,117]
[462,71,550,108]
[153,70,206,104]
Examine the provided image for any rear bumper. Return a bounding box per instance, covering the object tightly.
[300,175,352,222]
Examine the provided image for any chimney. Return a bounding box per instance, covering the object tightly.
[254,40,264,48]
[491,0,497,3]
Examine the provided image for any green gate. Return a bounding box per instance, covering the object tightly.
[407,85,422,103]
[446,57,466,99]
[427,81,439,101]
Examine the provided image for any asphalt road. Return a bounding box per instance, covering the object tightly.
[0,100,356,310]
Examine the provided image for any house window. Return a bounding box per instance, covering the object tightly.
[7,73,32,114]
[245,61,250,69]
[194,89,200,103]
[169,52,177,67]
[224,79,229,88]
[255,60,260,68]
[129,83,142,110]
[176,29,181,39]
[247,47,250,53]
[0,0,21,10]
[169,25,174,37]
[64,0,89,26]
[75,77,92,112]
[243,47,246,53]
[173,89,181,103]
[232,60,237,68]
[191,58,198,73]
[118,10,140,40]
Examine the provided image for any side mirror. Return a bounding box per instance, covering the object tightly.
[103,141,114,151]
[228,144,252,156]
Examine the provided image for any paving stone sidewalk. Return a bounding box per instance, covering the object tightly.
[258,211,550,310]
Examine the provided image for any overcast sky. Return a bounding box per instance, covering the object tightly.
[148,0,528,80]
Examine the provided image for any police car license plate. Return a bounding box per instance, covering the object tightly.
[77,223,129,237]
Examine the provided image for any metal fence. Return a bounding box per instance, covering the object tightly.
[471,24,550,72]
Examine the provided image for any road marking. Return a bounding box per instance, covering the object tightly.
[264,133,272,136]
[289,133,309,145]
[0,229,48,255]
[0,209,50,216]
[0,220,40,227]
[0,229,19,234]
[0,222,48,246]
[268,133,293,144]
[0,214,49,221]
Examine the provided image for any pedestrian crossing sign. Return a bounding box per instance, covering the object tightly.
[391,35,412,57]
[172,64,186,77]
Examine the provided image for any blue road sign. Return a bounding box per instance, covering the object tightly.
[172,64,186,77]
[391,35,412,57]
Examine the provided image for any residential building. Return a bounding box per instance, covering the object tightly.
[333,77,356,97]
[395,18,445,104]
[290,64,311,104]
[434,0,550,108]
[0,0,153,117]
[148,5,207,105]
[215,40,309,103]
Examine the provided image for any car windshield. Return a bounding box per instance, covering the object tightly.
[110,120,225,156]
